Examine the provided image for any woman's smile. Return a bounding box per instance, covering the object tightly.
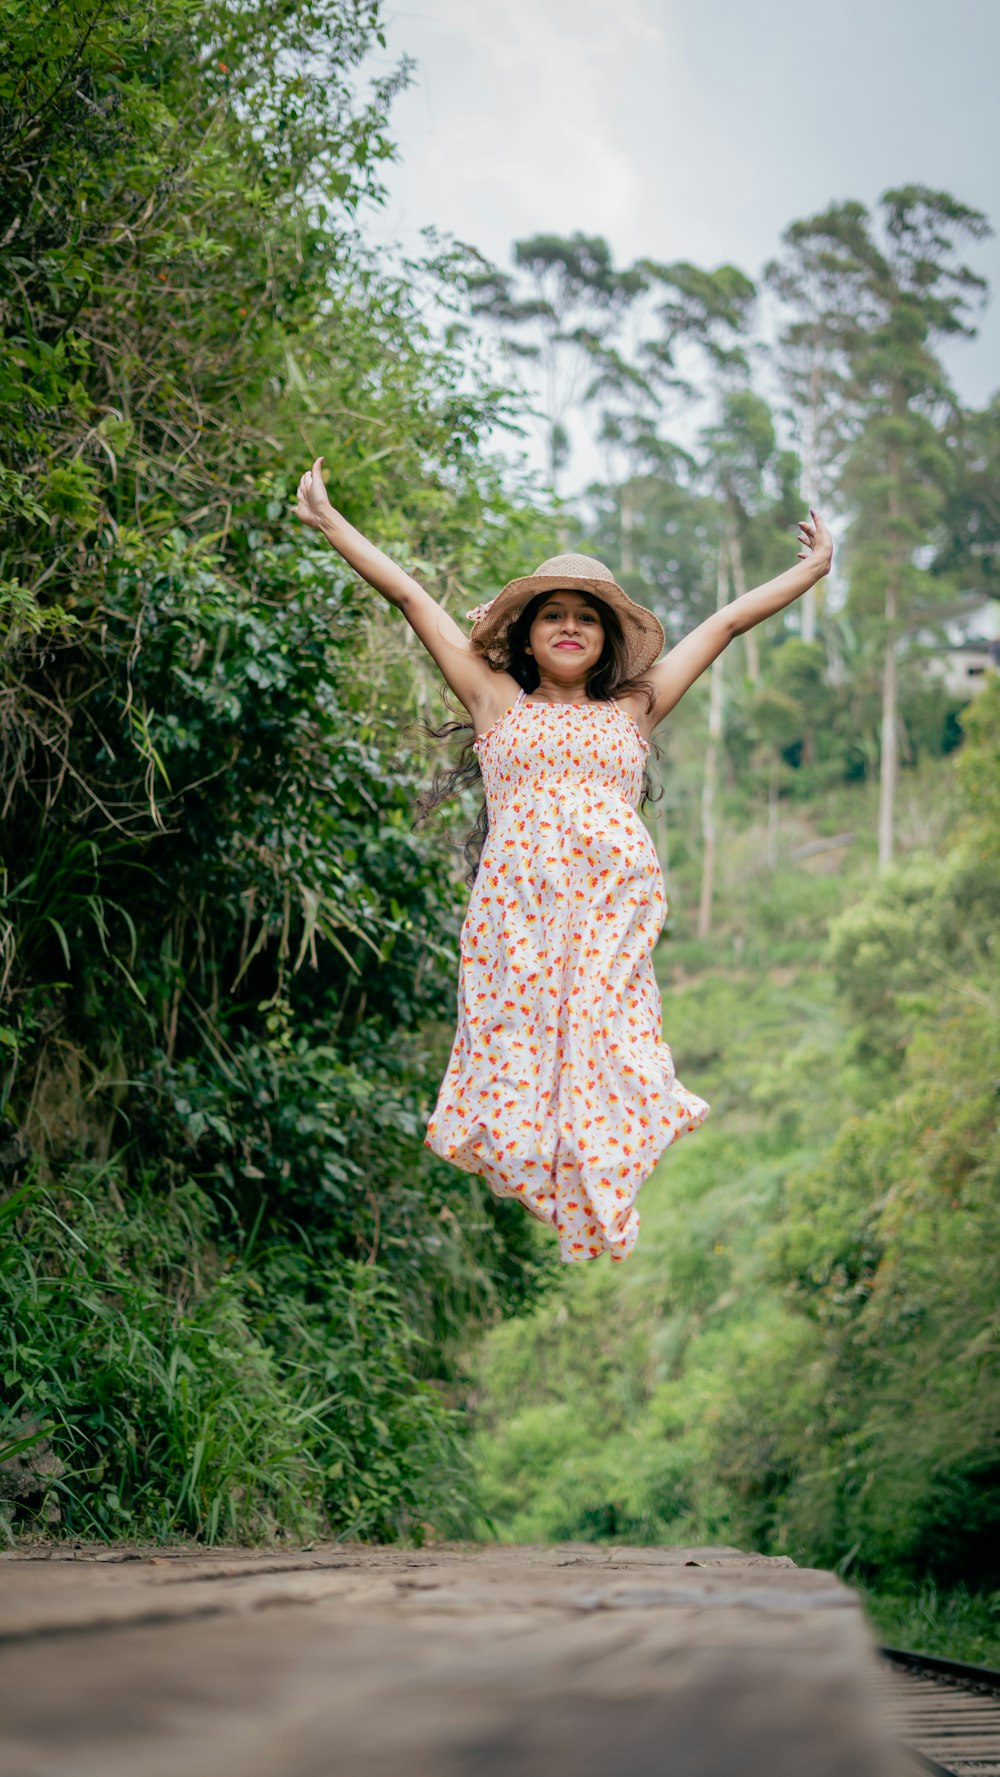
[529,591,605,668]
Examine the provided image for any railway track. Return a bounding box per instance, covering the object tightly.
[877,1646,1000,1776]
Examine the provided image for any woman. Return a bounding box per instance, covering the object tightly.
[295,458,833,1262]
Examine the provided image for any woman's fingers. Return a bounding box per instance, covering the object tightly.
[796,512,818,562]
[291,461,331,527]
[293,465,316,525]
[795,508,833,573]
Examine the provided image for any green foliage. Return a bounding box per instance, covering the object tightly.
[0,0,555,1542]
[956,676,1000,855]
[826,858,952,1061]
[935,395,1000,597]
[826,689,1000,1063]
[861,1583,1000,1666]
[0,1174,323,1541]
[702,389,776,514]
[770,989,1000,1581]
[0,1175,475,1542]
[472,676,1000,1640]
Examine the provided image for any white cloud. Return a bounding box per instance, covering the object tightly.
[380,0,666,248]
[372,0,1000,419]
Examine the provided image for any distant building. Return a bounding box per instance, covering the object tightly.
[915,595,1000,699]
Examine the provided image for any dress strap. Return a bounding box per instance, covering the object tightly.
[472,686,526,753]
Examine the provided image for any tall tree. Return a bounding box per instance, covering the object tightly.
[640,263,757,936]
[0,0,553,1541]
[700,389,795,686]
[582,263,749,597]
[782,190,990,869]
[765,226,858,642]
[467,233,645,492]
[639,260,757,393]
[584,451,717,887]
[932,393,1000,597]
[697,537,729,939]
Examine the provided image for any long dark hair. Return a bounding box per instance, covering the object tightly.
[412,590,663,884]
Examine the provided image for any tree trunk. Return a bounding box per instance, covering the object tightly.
[800,372,819,645]
[729,534,759,683]
[800,581,817,644]
[621,482,635,576]
[798,462,817,756]
[878,572,898,872]
[877,458,902,873]
[697,544,728,938]
[767,757,779,872]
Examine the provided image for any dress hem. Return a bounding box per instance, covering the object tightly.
[423,1076,710,1264]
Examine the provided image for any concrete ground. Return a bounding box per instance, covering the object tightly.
[0,1542,909,1776]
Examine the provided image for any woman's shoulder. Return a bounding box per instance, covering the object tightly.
[612,687,655,746]
[472,671,523,741]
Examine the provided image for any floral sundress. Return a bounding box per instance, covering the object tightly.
[423,687,709,1261]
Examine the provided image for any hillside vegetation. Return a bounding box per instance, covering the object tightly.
[472,683,1000,1658]
[0,0,557,1543]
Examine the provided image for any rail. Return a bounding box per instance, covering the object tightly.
[877,1644,1000,1776]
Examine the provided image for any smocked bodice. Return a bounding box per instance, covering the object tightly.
[473,691,648,819]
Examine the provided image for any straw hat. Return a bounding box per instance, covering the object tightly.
[466,553,664,679]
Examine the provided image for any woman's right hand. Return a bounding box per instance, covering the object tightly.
[294,456,336,532]
[287,465,511,725]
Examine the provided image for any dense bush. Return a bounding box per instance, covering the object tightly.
[1,1175,480,1542]
[0,0,555,1541]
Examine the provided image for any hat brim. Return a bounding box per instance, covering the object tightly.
[469,573,664,680]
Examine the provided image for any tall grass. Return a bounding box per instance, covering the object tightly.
[861,1583,1000,1667]
[1,1172,476,1543]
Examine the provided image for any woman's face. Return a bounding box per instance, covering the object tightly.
[527,591,605,679]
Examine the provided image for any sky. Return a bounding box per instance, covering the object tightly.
[364,0,1000,481]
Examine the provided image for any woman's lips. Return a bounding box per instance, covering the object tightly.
[554,640,583,649]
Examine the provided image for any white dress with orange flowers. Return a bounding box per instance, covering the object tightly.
[423,687,709,1262]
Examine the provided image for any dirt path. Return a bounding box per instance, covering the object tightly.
[0,1542,906,1776]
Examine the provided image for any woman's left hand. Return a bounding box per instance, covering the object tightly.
[294,456,336,532]
[796,509,833,577]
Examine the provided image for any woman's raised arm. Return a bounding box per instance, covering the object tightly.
[295,457,511,726]
[641,510,834,730]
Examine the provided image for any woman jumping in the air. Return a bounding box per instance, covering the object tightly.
[295,459,833,1262]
